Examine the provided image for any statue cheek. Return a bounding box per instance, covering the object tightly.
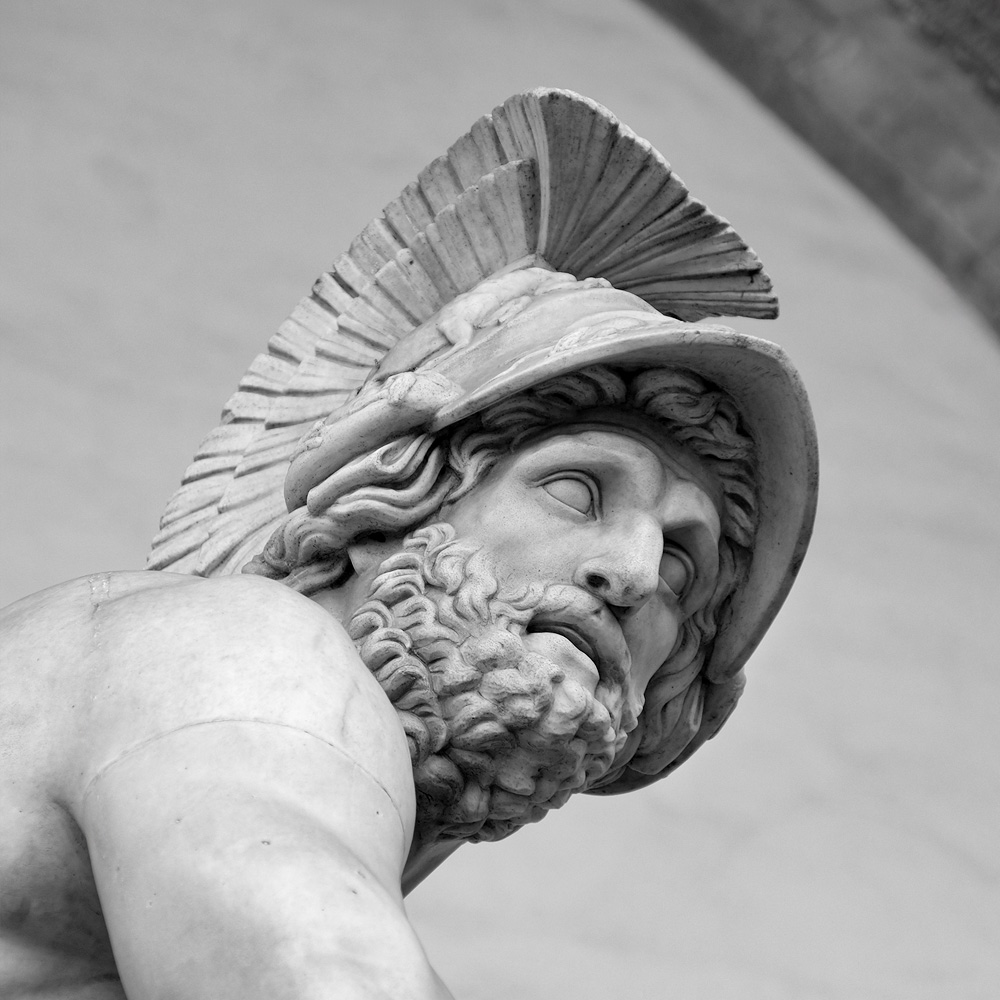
[624,604,682,696]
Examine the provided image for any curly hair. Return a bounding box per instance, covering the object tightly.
[346,524,628,845]
[246,363,757,786]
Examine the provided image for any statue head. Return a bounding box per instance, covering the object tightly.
[232,262,806,851]
[148,89,817,857]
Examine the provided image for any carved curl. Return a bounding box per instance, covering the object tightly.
[346,524,624,845]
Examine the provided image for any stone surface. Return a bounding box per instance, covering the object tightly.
[1,572,431,996]
[1,84,817,993]
[1,1,998,998]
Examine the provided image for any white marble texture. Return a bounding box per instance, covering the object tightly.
[1,1,997,997]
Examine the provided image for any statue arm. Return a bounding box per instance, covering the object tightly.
[80,717,454,999]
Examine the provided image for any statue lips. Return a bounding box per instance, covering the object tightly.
[524,590,629,694]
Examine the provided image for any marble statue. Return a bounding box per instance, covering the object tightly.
[0,90,818,998]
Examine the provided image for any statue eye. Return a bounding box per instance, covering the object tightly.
[542,477,596,515]
[660,546,694,598]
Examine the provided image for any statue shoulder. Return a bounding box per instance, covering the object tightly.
[70,573,415,830]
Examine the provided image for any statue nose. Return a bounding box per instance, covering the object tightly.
[575,523,661,616]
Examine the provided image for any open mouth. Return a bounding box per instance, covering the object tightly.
[524,620,602,691]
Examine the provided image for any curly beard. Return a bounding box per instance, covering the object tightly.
[346,523,633,847]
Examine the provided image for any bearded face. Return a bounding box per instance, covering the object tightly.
[251,371,748,817]
[345,423,724,847]
[347,523,635,846]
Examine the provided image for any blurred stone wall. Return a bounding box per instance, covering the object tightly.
[642,0,1000,333]
[891,0,1000,99]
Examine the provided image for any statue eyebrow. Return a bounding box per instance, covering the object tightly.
[523,434,653,470]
